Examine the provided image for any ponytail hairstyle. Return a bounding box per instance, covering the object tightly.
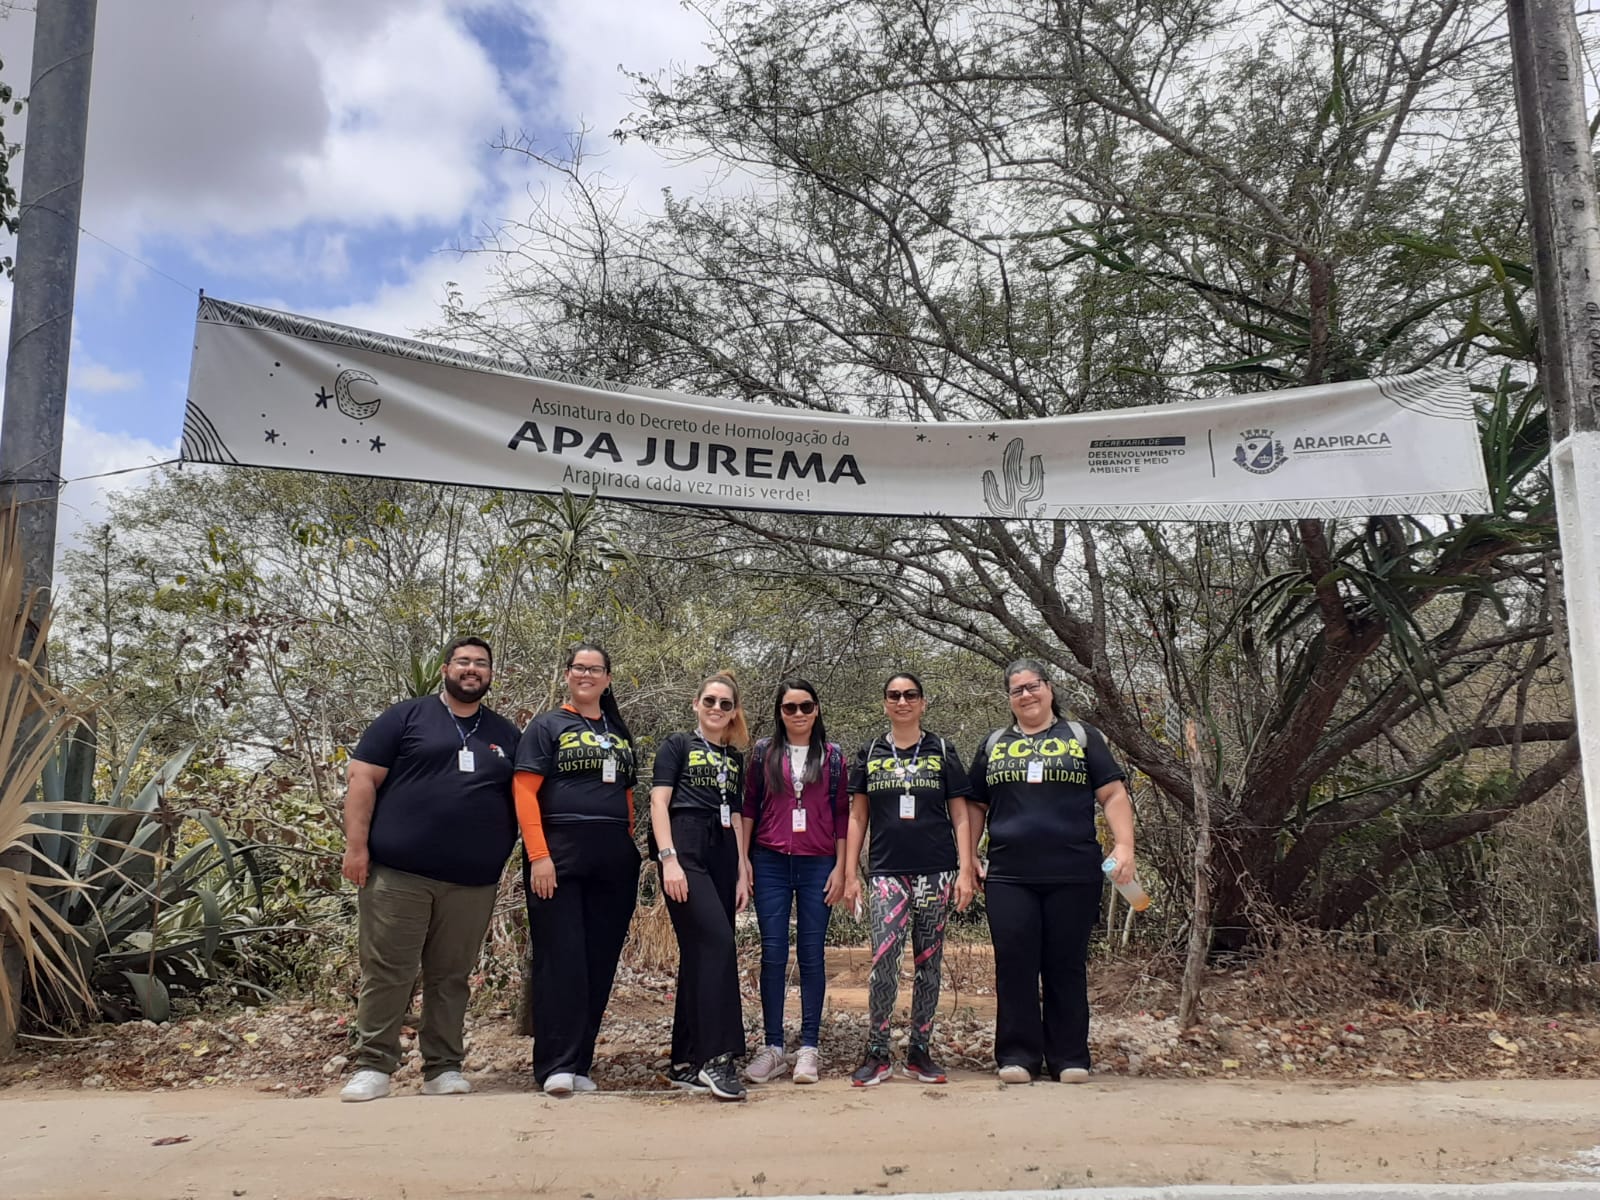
[565,641,634,746]
[696,670,751,751]
[1003,658,1063,722]
[767,677,826,794]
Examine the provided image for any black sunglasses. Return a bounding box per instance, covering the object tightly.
[780,700,818,716]
[699,696,736,712]
[885,689,922,702]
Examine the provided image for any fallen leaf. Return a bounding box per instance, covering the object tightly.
[1488,1032,1519,1054]
[1221,1059,1240,1069]
[152,1136,191,1147]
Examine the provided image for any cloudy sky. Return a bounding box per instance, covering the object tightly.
[0,0,712,553]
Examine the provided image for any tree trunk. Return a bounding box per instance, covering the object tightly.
[1178,720,1214,1029]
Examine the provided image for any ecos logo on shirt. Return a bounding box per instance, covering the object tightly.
[866,755,945,774]
[558,730,632,751]
[989,737,1084,761]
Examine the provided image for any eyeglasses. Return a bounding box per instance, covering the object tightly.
[1007,680,1048,698]
[885,689,922,703]
[699,696,736,712]
[568,664,608,677]
[780,700,818,716]
[448,657,491,669]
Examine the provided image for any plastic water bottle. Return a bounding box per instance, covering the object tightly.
[1102,855,1151,911]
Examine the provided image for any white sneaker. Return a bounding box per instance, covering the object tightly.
[744,1045,789,1083]
[543,1072,575,1096]
[793,1046,820,1084]
[997,1064,1032,1084]
[421,1070,471,1095]
[573,1075,598,1092]
[340,1068,392,1102]
[1059,1067,1089,1084]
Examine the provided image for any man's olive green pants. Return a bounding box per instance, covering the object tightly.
[352,863,497,1079]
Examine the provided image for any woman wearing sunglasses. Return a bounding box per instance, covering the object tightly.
[740,678,850,1085]
[842,672,976,1087]
[647,671,752,1101]
[967,658,1134,1085]
[513,642,641,1095]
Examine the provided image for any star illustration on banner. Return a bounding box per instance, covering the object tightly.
[987,431,999,441]
[369,436,386,453]
[915,432,928,442]
[264,429,279,444]
[314,387,332,409]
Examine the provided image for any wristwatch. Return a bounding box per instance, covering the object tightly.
[658,847,679,861]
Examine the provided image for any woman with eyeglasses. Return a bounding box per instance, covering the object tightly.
[647,671,752,1101]
[740,678,850,1085]
[513,642,641,1096]
[967,658,1135,1085]
[842,672,975,1087]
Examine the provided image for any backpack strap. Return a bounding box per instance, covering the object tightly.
[750,738,769,820]
[1067,720,1085,745]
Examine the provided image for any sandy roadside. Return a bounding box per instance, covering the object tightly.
[3,1076,1599,1200]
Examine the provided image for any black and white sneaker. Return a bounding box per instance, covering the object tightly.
[697,1053,747,1101]
[665,1062,709,1093]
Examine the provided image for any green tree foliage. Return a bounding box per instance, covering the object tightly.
[436,0,1575,944]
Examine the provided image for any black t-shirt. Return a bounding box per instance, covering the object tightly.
[652,731,745,815]
[967,719,1125,884]
[848,731,971,877]
[353,695,521,887]
[514,706,636,825]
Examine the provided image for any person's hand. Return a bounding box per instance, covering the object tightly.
[530,856,558,900]
[662,857,689,903]
[341,844,370,887]
[975,858,988,887]
[823,865,847,906]
[735,871,751,914]
[1108,846,1135,887]
[954,868,976,912]
[843,876,862,916]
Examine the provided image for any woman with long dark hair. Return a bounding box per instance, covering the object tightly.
[514,642,640,1095]
[967,658,1135,1085]
[648,671,752,1101]
[842,671,975,1086]
[740,678,849,1085]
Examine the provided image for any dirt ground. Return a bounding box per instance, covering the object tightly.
[5,945,1600,1198]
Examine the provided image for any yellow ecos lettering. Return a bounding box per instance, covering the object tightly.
[557,730,632,751]
[867,755,943,774]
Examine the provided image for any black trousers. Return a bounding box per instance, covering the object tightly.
[985,878,1101,1075]
[661,810,745,1067]
[523,822,640,1085]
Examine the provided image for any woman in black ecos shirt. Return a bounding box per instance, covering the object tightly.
[648,671,752,1102]
[968,658,1136,1086]
[843,671,975,1087]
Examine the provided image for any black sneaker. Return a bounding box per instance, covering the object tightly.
[697,1053,747,1101]
[902,1046,947,1083]
[665,1062,709,1093]
[851,1051,893,1088]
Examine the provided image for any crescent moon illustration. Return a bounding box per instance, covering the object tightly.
[333,369,381,421]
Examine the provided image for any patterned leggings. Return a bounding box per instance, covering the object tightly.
[865,871,955,1054]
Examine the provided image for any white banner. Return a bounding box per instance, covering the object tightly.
[182,298,1491,520]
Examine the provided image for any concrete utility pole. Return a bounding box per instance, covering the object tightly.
[1507,0,1600,942]
[0,0,99,1058]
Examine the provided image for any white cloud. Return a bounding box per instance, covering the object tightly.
[53,409,179,567]
[68,357,141,394]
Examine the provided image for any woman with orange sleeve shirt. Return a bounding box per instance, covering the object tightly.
[513,641,641,1095]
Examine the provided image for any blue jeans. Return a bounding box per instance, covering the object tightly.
[750,846,834,1048]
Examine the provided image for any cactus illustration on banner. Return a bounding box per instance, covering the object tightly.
[982,437,1045,517]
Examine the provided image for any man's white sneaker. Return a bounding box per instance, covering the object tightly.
[573,1075,598,1092]
[421,1070,471,1095]
[340,1069,392,1102]
[997,1064,1032,1084]
[543,1072,575,1096]
[792,1046,820,1084]
[744,1045,789,1083]
[1059,1067,1089,1084]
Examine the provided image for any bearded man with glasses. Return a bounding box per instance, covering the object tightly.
[338,636,520,1102]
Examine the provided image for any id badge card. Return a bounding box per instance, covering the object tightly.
[899,792,916,819]
[457,749,475,773]
[719,803,732,828]
[602,757,618,783]
[791,807,808,833]
[1026,759,1045,784]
